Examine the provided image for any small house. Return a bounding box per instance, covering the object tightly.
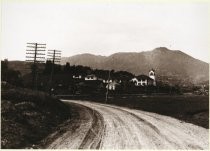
[85,74,98,81]
[73,75,82,79]
[106,81,120,90]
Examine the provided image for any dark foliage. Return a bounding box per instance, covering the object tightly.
[1,86,70,149]
[1,59,23,87]
[2,60,193,95]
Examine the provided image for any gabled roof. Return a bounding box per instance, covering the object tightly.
[150,68,155,72]
[73,74,82,77]
[107,82,120,86]
[135,75,153,81]
[86,74,97,77]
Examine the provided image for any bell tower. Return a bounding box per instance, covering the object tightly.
[149,69,156,86]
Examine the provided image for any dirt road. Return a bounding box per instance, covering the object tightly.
[47,100,209,149]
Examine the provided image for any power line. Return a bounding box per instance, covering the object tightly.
[26,43,46,90]
[47,49,61,95]
[105,70,111,103]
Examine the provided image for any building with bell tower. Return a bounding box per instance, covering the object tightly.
[149,69,156,86]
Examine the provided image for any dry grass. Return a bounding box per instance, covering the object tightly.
[60,94,209,128]
[1,86,70,149]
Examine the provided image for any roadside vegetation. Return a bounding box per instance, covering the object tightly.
[1,84,71,149]
[60,94,209,129]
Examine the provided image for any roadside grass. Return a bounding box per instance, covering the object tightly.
[59,94,209,128]
[1,85,71,149]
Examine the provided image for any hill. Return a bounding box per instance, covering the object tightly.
[61,47,209,84]
[62,53,106,69]
[6,61,45,75]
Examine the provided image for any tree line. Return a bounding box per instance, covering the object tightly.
[1,59,182,95]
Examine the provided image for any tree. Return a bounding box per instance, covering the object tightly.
[63,62,71,73]
[1,59,9,81]
[54,64,62,74]
[114,71,134,81]
[43,60,53,74]
[1,59,23,86]
[1,59,8,71]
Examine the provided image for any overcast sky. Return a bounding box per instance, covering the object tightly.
[1,1,209,62]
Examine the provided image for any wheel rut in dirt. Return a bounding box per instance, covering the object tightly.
[45,102,105,149]
[46,100,209,149]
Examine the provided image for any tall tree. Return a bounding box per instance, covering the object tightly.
[1,59,9,81]
[63,62,71,73]
[43,60,53,74]
[1,59,23,86]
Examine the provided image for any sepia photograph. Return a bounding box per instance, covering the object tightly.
[1,0,209,149]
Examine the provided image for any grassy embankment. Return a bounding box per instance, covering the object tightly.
[1,85,71,149]
[59,94,209,128]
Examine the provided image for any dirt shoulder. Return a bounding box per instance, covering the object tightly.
[46,100,209,149]
[42,102,104,149]
[1,86,70,149]
[58,95,209,128]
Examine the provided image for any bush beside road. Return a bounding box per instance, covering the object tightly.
[1,85,71,149]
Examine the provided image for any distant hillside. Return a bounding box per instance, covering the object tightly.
[7,61,45,75]
[61,47,209,84]
[62,53,106,69]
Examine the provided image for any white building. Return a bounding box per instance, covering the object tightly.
[131,69,156,86]
[73,75,82,79]
[103,79,112,83]
[131,75,152,86]
[106,81,119,90]
[149,69,156,86]
[85,74,98,81]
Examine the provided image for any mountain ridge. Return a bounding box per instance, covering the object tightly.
[60,47,209,84]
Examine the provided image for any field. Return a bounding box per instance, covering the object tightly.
[59,94,209,128]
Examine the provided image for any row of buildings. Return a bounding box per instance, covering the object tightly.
[72,69,156,90]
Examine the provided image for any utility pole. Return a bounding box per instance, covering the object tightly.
[105,70,111,103]
[47,50,61,95]
[26,43,46,90]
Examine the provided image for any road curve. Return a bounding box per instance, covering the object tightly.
[47,100,209,149]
